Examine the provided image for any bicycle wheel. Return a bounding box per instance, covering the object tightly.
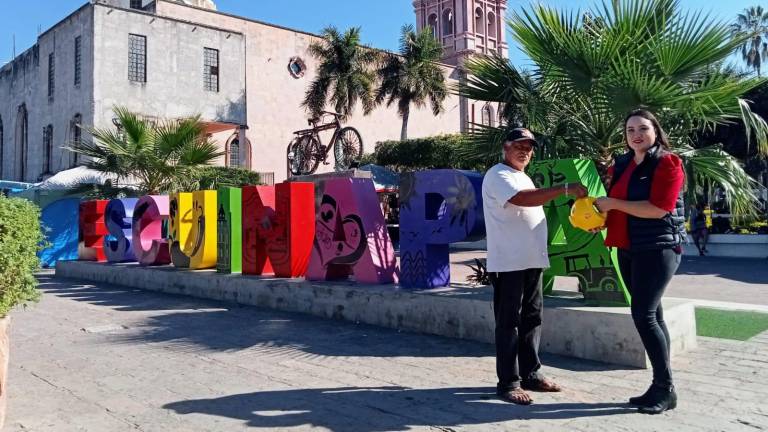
[292,135,321,175]
[334,127,364,171]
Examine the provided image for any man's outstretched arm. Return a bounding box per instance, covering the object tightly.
[509,183,587,207]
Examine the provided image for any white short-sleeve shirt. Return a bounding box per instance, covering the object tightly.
[482,163,550,272]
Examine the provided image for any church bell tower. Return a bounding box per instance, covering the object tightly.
[413,0,509,66]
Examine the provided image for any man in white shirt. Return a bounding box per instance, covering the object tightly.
[482,128,587,405]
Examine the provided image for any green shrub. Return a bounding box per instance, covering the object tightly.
[731,218,768,234]
[0,196,43,317]
[367,134,485,172]
[173,166,263,192]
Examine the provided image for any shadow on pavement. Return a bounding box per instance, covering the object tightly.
[36,275,208,312]
[676,256,768,284]
[163,386,635,431]
[37,274,633,371]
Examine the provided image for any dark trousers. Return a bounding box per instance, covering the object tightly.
[490,268,543,392]
[618,248,681,388]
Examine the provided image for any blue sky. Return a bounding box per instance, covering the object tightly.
[0,0,761,67]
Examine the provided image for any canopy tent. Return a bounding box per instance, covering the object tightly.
[10,166,119,208]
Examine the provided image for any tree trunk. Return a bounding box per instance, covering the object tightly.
[400,108,410,141]
[596,144,615,189]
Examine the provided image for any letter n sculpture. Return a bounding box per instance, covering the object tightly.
[528,159,629,306]
[78,200,109,262]
[306,178,397,284]
[132,195,171,266]
[399,170,485,288]
[242,182,314,277]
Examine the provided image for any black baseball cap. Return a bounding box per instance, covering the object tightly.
[504,128,538,146]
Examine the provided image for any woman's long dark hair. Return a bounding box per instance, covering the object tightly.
[624,109,671,151]
[621,109,686,190]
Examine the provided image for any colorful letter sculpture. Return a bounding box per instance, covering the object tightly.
[38,198,81,267]
[78,200,109,262]
[528,159,629,305]
[398,170,485,288]
[242,186,275,275]
[306,178,397,284]
[188,190,217,269]
[217,188,242,273]
[104,198,138,263]
[242,182,315,277]
[169,192,194,268]
[132,195,171,266]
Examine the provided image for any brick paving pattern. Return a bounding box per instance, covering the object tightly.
[5,273,768,431]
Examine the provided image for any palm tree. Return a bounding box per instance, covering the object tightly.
[457,0,768,215]
[302,26,378,119]
[67,107,223,195]
[732,6,768,76]
[376,24,447,140]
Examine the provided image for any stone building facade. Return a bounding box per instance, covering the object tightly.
[0,0,506,183]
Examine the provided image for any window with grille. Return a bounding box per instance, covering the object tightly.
[71,114,82,167]
[130,0,142,9]
[48,53,55,100]
[481,104,495,127]
[204,47,219,92]
[229,139,240,167]
[74,36,82,86]
[128,34,147,83]
[43,125,53,174]
[17,104,28,181]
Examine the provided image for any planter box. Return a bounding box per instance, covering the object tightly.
[684,234,768,258]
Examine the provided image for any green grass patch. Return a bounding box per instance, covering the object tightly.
[695,307,768,341]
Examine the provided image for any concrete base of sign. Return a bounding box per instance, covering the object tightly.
[55,261,697,368]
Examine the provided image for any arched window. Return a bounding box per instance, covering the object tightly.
[229,139,240,168]
[15,104,28,181]
[442,9,453,36]
[488,12,497,39]
[70,114,82,167]
[0,115,3,178]
[427,14,438,38]
[481,104,495,127]
[226,132,251,169]
[43,124,54,174]
[475,7,484,35]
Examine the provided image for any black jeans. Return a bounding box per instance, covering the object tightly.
[490,268,544,392]
[618,248,681,388]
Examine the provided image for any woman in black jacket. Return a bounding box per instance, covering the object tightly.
[594,109,686,414]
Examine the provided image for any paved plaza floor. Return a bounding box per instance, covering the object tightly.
[6,260,768,431]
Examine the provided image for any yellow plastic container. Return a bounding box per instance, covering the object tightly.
[569,197,607,231]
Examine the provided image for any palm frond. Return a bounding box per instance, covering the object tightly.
[679,145,760,216]
[738,98,768,156]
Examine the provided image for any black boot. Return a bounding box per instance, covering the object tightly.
[628,384,654,405]
[638,385,677,414]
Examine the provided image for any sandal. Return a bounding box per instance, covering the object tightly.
[522,378,562,392]
[497,388,533,405]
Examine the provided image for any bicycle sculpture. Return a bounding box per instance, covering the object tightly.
[287,111,363,176]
